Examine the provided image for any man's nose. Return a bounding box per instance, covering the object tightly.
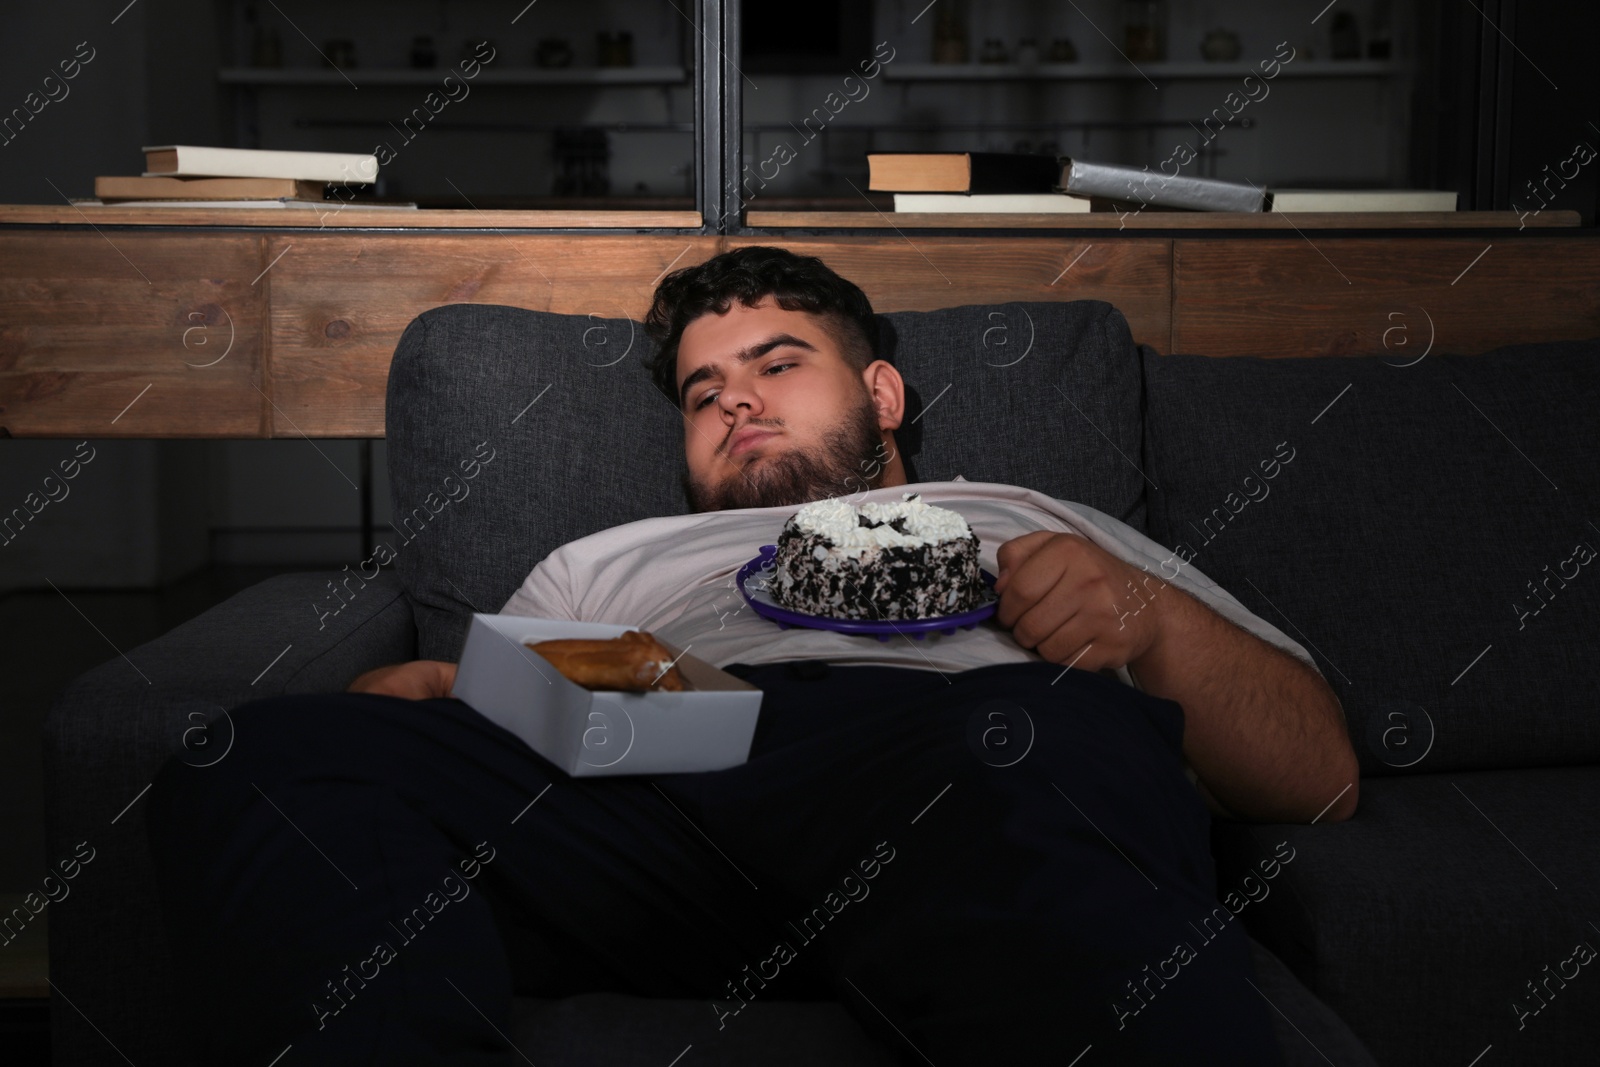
[717,380,762,415]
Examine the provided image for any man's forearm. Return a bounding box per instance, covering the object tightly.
[1128,585,1359,824]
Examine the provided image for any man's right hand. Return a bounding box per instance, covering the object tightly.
[347,660,458,700]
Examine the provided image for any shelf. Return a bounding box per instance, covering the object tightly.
[0,205,703,229]
[742,210,1576,230]
[218,66,690,87]
[882,60,1404,81]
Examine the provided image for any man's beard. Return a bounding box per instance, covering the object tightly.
[686,392,885,512]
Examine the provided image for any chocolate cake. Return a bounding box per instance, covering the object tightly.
[768,494,985,620]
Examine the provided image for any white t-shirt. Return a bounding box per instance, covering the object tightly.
[499,479,1319,691]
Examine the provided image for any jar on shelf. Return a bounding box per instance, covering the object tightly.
[1330,12,1362,59]
[535,37,573,68]
[1120,0,1167,63]
[1369,0,1394,58]
[1047,37,1078,63]
[597,31,634,68]
[1200,28,1240,62]
[322,39,356,70]
[250,23,282,68]
[932,2,968,64]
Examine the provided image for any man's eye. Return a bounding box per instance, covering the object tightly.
[692,363,795,410]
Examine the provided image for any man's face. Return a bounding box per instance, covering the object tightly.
[675,297,896,512]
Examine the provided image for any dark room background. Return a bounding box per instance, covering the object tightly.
[0,0,1596,1042]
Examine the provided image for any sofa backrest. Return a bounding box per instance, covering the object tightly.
[386,300,1147,660]
[1142,340,1600,775]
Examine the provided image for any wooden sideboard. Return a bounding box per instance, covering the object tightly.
[2,212,1596,438]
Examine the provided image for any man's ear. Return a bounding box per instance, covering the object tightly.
[862,360,905,431]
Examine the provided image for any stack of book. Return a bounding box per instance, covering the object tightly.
[78,146,415,210]
[868,151,1457,214]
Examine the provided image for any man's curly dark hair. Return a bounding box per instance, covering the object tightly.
[642,246,880,407]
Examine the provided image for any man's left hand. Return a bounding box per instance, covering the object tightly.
[993,531,1170,673]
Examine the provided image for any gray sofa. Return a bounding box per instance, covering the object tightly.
[45,299,1596,1064]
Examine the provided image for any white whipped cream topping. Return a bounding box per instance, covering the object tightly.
[789,493,972,550]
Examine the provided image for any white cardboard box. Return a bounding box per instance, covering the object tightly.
[450,615,764,776]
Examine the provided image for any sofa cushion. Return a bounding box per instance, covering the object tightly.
[386,305,686,661]
[503,934,1379,1067]
[1142,341,1600,775]
[1212,767,1600,1066]
[873,300,1148,531]
[387,300,1147,660]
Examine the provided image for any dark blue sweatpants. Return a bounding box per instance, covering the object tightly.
[146,660,1284,1066]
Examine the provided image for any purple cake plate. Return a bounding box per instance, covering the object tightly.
[736,544,998,641]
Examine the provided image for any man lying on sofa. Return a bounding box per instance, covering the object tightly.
[147,246,1358,1066]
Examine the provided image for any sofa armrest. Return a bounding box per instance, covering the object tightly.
[1209,767,1600,1065]
[41,568,417,1067]
[66,568,415,706]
